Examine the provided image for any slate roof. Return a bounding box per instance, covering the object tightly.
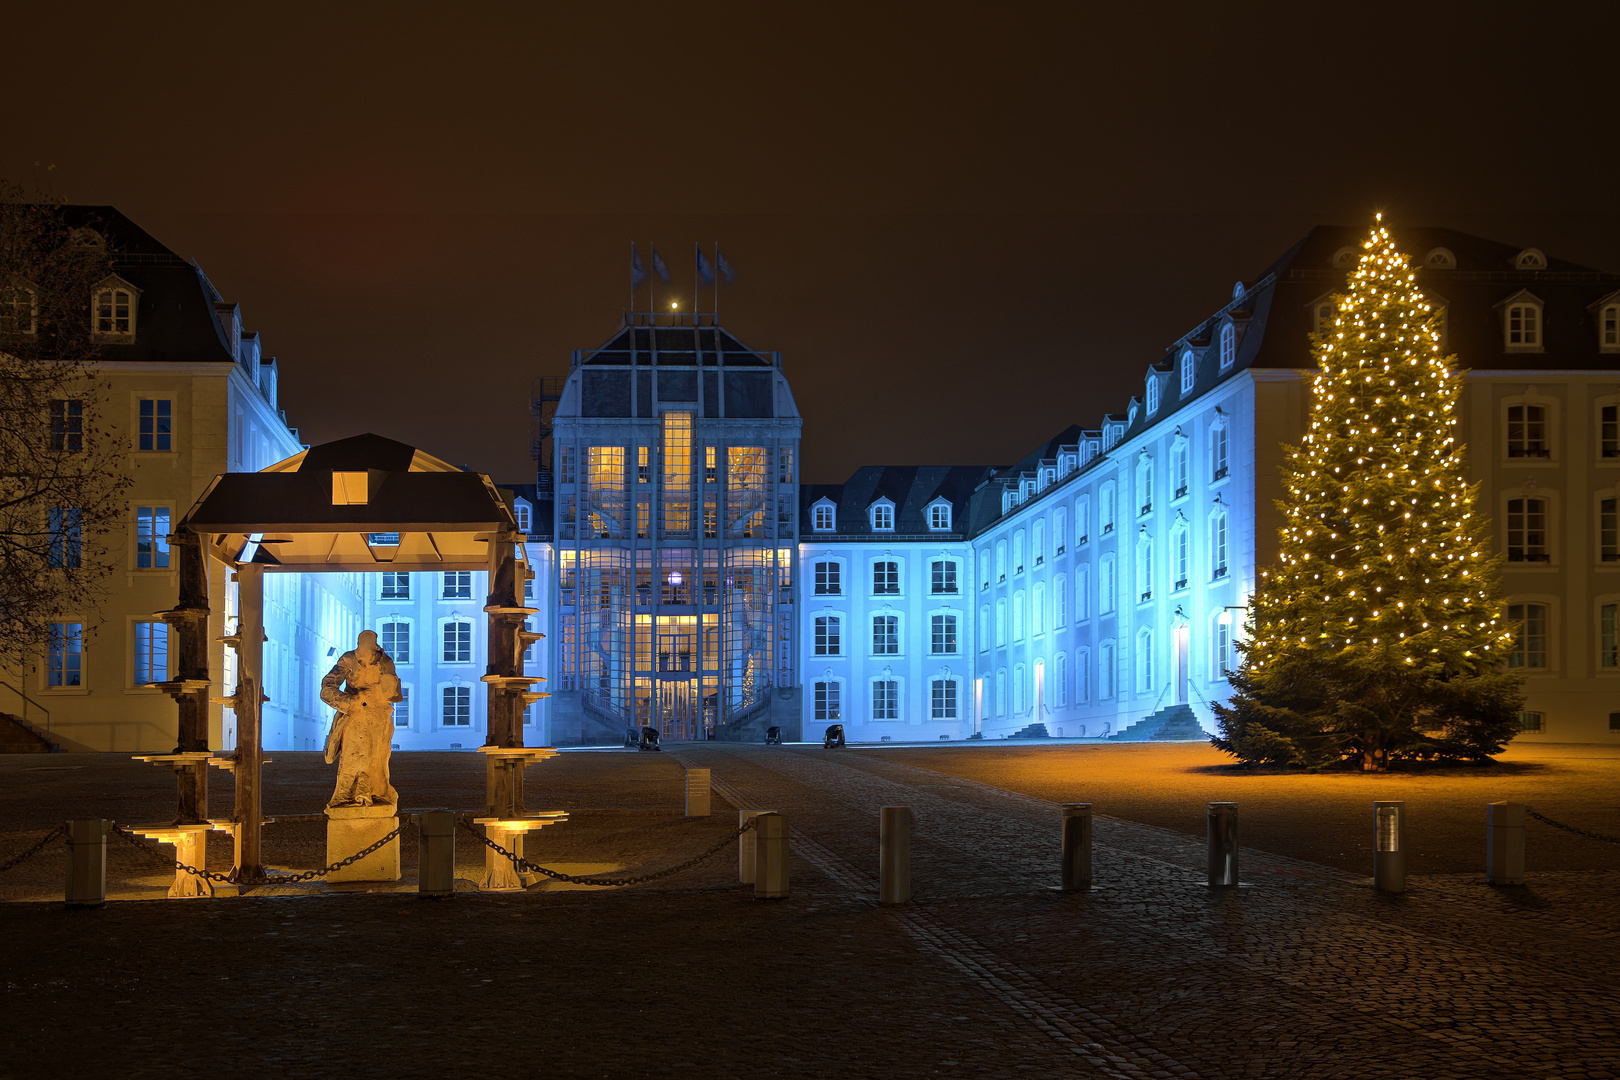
[800,465,996,539]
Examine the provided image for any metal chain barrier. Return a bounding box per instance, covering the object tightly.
[110,820,408,885]
[0,826,66,874]
[1528,809,1620,846]
[457,814,756,888]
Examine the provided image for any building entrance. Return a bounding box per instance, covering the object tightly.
[656,676,702,741]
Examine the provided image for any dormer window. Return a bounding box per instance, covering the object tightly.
[92,276,140,341]
[1424,247,1456,269]
[1179,348,1195,394]
[1593,294,1620,352]
[927,500,952,531]
[870,499,895,532]
[812,499,836,532]
[1313,296,1336,335]
[1514,248,1548,271]
[1218,324,1235,371]
[1,284,38,335]
[1499,291,1544,352]
[1332,246,1357,269]
[513,498,532,534]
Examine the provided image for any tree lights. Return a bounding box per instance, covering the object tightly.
[1211,218,1523,771]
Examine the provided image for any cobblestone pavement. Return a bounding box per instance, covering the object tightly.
[1,744,1617,1079]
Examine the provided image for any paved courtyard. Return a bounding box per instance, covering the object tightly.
[1,741,1617,1079]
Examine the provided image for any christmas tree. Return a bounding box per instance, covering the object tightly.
[1212,217,1523,771]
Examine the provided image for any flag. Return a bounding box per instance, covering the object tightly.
[696,244,715,286]
[651,246,670,283]
[631,243,646,286]
[717,250,736,285]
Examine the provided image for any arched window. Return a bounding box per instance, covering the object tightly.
[1054,574,1067,625]
[379,619,412,664]
[930,678,958,719]
[995,539,1007,580]
[1507,403,1550,458]
[1507,497,1550,562]
[979,605,989,651]
[813,501,836,531]
[1507,602,1549,669]
[995,668,1007,715]
[1146,373,1160,415]
[871,678,899,720]
[1136,534,1153,602]
[1505,298,1543,349]
[1053,509,1066,553]
[442,618,473,663]
[393,685,412,728]
[1075,566,1088,620]
[1211,510,1229,579]
[1210,422,1230,480]
[995,600,1007,646]
[931,613,958,654]
[870,500,895,531]
[813,679,842,720]
[1136,456,1153,516]
[94,283,136,337]
[1213,615,1234,679]
[1032,584,1045,636]
[1172,440,1189,499]
[1054,653,1068,706]
[1013,531,1025,573]
[1099,555,1116,613]
[441,684,472,726]
[1,284,38,335]
[1076,648,1090,701]
[1601,304,1619,351]
[1179,348,1196,394]
[1012,591,1025,642]
[1219,324,1235,371]
[1136,629,1155,692]
[814,615,842,655]
[1032,520,1044,564]
[1076,495,1091,543]
[872,560,900,594]
[872,614,899,655]
[1171,523,1189,590]
[1013,663,1026,715]
[1100,483,1116,534]
[1098,642,1115,698]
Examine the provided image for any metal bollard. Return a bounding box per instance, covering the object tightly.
[880,806,912,905]
[417,812,456,897]
[1486,802,1526,885]
[1373,801,1405,893]
[738,809,772,884]
[753,811,789,899]
[685,768,711,817]
[1207,802,1239,886]
[1061,803,1093,892]
[65,819,108,907]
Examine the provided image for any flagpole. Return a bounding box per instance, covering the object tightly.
[713,241,719,321]
[649,240,655,322]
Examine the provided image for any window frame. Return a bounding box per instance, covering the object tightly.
[813,678,843,721]
[869,498,895,532]
[133,504,173,571]
[814,613,843,656]
[930,611,960,655]
[1179,347,1196,394]
[929,558,960,595]
[130,619,171,688]
[811,498,837,533]
[378,618,413,665]
[1507,600,1553,671]
[870,676,901,721]
[440,617,475,664]
[1505,492,1554,564]
[871,612,901,656]
[136,398,173,452]
[1218,323,1236,372]
[813,558,844,596]
[440,683,473,728]
[870,557,902,596]
[930,677,959,720]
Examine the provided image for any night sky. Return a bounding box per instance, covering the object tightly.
[5,4,1617,484]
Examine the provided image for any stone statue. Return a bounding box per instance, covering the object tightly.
[322,630,402,808]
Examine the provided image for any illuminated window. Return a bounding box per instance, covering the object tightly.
[1100,482,1116,533]
[813,560,841,595]
[814,680,841,721]
[1507,498,1549,562]
[1172,442,1189,499]
[928,501,951,530]
[1136,628,1155,692]
[704,444,717,483]
[1219,324,1236,371]
[872,561,900,595]
[814,615,841,656]
[381,571,410,600]
[442,619,473,664]
[138,399,172,451]
[931,614,958,654]
[1211,511,1229,578]
[871,679,898,720]
[1099,555,1116,614]
[379,620,411,664]
[441,685,471,726]
[332,471,369,504]
[870,500,895,531]
[995,599,1006,646]
[133,621,168,685]
[47,622,83,687]
[1507,603,1548,669]
[1211,423,1229,480]
[872,615,899,655]
[1507,404,1549,458]
[1179,348,1196,394]
[48,507,82,569]
[812,500,836,532]
[50,399,83,452]
[1054,653,1067,706]
[442,571,472,599]
[637,445,650,484]
[135,506,170,569]
[1054,574,1067,625]
[931,679,958,720]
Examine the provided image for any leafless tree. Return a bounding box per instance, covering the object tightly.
[0,183,133,674]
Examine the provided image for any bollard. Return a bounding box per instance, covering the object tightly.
[1061,804,1093,892]
[418,812,456,897]
[1373,801,1405,893]
[1486,802,1526,885]
[685,769,711,817]
[1207,802,1239,886]
[753,811,789,899]
[739,809,772,884]
[65,819,108,907]
[880,806,912,905]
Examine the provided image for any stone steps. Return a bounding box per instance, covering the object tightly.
[1108,703,1205,742]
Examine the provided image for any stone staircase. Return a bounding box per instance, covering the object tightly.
[1008,722,1050,739]
[1108,704,1206,742]
[0,713,59,753]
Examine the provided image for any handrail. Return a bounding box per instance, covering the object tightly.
[0,680,51,739]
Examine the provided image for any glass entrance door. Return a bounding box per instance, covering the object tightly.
[657,677,701,740]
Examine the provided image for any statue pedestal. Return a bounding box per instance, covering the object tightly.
[129,823,215,898]
[325,804,401,882]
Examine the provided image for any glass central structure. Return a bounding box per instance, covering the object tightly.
[548,316,801,742]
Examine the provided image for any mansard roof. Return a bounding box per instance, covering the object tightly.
[800,465,995,538]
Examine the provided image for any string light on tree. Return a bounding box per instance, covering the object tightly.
[1211,216,1524,772]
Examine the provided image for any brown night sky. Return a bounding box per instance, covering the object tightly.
[4,3,1617,483]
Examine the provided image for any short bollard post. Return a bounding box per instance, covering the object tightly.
[1207,802,1239,887]
[1486,802,1527,885]
[753,811,789,899]
[1061,804,1093,893]
[65,819,108,908]
[1373,801,1405,893]
[880,806,912,905]
[418,812,456,897]
[685,768,711,817]
[739,809,771,884]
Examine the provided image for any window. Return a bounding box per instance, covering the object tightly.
[47,622,84,687]
[441,685,471,726]
[1507,498,1549,562]
[514,500,531,533]
[1602,405,1619,458]
[1076,648,1090,701]
[1145,373,1160,415]
[872,679,899,720]
[442,619,473,663]
[1507,404,1549,458]
[931,560,957,594]
[94,284,135,336]
[1603,499,1619,562]
[1211,424,1229,480]
[135,506,170,569]
[1100,483,1116,534]
[1603,604,1619,669]
[995,540,1007,580]
[443,571,473,599]
[928,502,951,530]
[50,399,83,452]
[1076,496,1090,544]
[870,501,894,531]
[1012,592,1025,642]
[1179,348,1196,394]
[637,445,650,484]
[1219,324,1236,371]
[813,501,835,532]
[704,445,717,483]
[1013,664,1025,715]
[979,547,990,590]
[1214,618,1234,679]
[1172,524,1189,590]
[1054,574,1067,625]
[931,614,958,654]
[814,560,842,595]
[1014,531,1025,573]
[814,615,842,656]
[133,621,168,685]
[1516,711,1544,733]
[558,446,575,484]
[814,680,842,720]
[1211,512,1229,578]
[995,668,1006,715]
[978,606,989,651]
[381,571,411,600]
[1054,510,1066,554]
[379,620,411,664]
[1099,555,1116,613]
[778,448,793,484]
[995,599,1006,646]
[138,399,172,451]
[1136,457,1153,516]
[1032,585,1045,636]
[1055,653,1067,706]
[1508,602,1548,669]
[931,679,958,720]
[1601,304,1619,351]
[872,615,899,655]
[48,507,82,569]
[1136,535,1153,602]
[1032,520,1045,564]
[393,686,411,728]
[1506,301,1541,348]
[1172,442,1189,499]
[1,283,37,334]
[1136,629,1155,692]
[872,561,900,595]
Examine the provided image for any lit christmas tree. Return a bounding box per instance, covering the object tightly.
[1212,217,1523,771]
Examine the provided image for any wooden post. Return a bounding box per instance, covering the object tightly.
[162,527,211,824]
[485,526,526,818]
[234,563,265,882]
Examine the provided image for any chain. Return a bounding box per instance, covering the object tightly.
[1528,809,1620,846]
[110,820,407,885]
[458,815,757,887]
[0,826,66,874]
